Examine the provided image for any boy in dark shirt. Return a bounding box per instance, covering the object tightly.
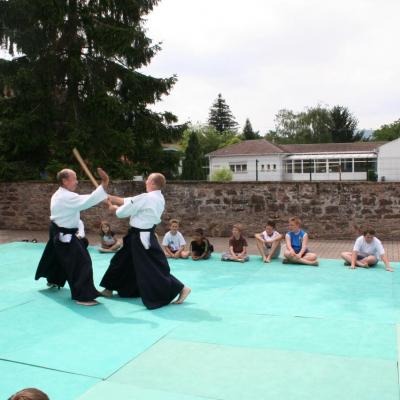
[190,228,213,260]
[221,224,249,262]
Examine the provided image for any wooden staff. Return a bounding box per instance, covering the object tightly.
[72,148,99,187]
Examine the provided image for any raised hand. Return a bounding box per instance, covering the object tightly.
[97,168,109,188]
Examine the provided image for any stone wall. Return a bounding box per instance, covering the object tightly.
[1,180,400,239]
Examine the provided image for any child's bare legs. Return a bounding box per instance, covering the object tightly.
[99,239,122,253]
[296,252,318,266]
[265,240,281,263]
[179,250,190,259]
[283,250,318,266]
[341,251,377,268]
[358,255,377,268]
[341,251,352,264]
[255,237,268,262]
[221,253,246,263]
[163,247,174,258]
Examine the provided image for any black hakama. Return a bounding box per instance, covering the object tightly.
[100,226,184,309]
[35,223,99,302]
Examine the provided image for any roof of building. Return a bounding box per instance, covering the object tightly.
[207,139,284,157]
[278,142,386,154]
[207,139,387,157]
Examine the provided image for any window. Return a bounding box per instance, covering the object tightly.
[316,160,327,173]
[285,160,293,173]
[354,159,367,172]
[273,164,276,170]
[267,164,271,170]
[368,159,377,171]
[303,160,315,173]
[340,158,353,173]
[294,160,302,173]
[229,163,248,173]
[261,164,265,171]
[328,159,340,173]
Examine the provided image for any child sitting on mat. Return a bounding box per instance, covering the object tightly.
[190,228,214,260]
[221,224,249,262]
[162,219,190,259]
[255,220,282,263]
[341,228,393,271]
[283,217,318,266]
[99,221,122,253]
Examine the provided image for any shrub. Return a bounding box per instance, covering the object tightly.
[211,167,233,182]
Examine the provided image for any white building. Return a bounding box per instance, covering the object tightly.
[377,137,400,181]
[207,139,398,182]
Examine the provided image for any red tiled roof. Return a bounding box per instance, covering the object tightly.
[207,140,387,157]
[207,139,284,157]
[278,142,386,154]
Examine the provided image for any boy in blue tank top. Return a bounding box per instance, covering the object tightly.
[283,217,318,266]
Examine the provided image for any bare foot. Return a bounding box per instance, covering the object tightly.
[264,257,271,263]
[76,300,99,306]
[311,261,319,267]
[100,289,113,298]
[173,286,192,304]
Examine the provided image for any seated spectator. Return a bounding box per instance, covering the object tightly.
[190,228,214,260]
[255,220,282,263]
[98,221,122,253]
[283,217,318,266]
[162,219,190,259]
[341,228,393,271]
[221,224,249,262]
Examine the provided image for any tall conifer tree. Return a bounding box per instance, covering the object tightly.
[242,118,259,140]
[181,131,205,180]
[208,93,238,134]
[0,0,183,180]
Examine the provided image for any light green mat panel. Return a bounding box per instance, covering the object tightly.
[0,360,99,400]
[107,339,399,400]
[1,242,400,400]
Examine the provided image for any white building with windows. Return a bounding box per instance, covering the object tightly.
[207,139,399,182]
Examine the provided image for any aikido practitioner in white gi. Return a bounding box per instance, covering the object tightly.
[35,168,109,306]
[100,173,191,309]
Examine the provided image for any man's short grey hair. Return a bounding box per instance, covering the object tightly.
[57,169,71,185]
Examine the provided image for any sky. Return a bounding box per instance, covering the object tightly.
[142,0,400,132]
[1,0,399,133]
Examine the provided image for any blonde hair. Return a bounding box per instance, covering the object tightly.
[289,217,301,226]
[169,219,180,226]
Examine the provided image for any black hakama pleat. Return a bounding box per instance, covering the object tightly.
[35,223,99,302]
[100,227,184,309]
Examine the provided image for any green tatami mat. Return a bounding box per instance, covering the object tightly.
[0,292,183,378]
[167,311,397,360]
[0,360,99,400]
[77,381,217,400]
[108,338,399,400]
[1,242,400,400]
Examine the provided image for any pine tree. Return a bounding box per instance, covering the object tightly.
[0,0,183,180]
[242,118,259,140]
[181,132,205,180]
[329,106,364,142]
[208,93,238,133]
